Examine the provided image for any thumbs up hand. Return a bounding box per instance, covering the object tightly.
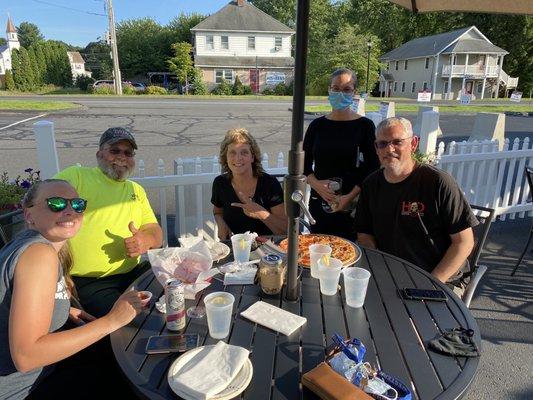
[124,221,149,257]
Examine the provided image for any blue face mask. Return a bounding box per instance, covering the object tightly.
[328,91,353,110]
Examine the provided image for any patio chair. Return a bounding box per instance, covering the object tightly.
[0,209,26,248]
[462,204,495,308]
[511,165,533,276]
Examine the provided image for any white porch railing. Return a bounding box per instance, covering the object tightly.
[441,64,499,77]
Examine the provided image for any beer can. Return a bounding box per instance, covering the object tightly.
[165,278,186,331]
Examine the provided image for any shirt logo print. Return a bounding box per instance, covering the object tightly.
[401,201,426,217]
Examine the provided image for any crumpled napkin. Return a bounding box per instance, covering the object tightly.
[240,301,307,336]
[169,341,250,400]
[148,242,218,300]
[222,262,258,285]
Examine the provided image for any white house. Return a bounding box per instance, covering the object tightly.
[378,26,519,100]
[0,16,20,81]
[67,51,91,81]
[191,0,294,92]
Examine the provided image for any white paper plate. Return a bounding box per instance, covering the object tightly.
[167,345,253,400]
[210,242,230,262]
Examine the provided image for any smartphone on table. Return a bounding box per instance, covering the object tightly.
[400,288,448,302]
[145,334,200,354]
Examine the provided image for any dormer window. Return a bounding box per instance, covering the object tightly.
[395,61,399,70]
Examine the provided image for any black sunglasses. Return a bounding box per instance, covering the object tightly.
[46,197,87,213]
[107,148,135,158]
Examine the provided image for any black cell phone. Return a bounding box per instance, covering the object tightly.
[145,334,199,354]
[400,288,448,302]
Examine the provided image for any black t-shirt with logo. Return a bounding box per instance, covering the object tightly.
[211,173,284,235]
[355,164,478,274]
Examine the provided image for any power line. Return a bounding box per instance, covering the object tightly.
[31,0,106,17]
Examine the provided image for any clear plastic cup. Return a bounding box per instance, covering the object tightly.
[309,244,332,279]
[343,267,371,308]
[204,292,235,339]
[317,256,343,296]
[231,233,253,263]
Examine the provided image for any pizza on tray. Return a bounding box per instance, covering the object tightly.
[278,234,358,267]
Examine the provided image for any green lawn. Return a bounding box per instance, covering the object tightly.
[0,100,81,111]
[305,104,533,114]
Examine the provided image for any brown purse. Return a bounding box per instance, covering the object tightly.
[301,362,372,400]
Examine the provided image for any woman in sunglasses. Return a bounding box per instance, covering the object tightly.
[303,68,380,239]
[0,179,144,399]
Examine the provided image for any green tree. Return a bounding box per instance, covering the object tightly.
[190,67,208,95]
[15,48,36,91]
[167,42,193,94]
[166,13,205,44]
[17,22,44,49]
[33,43,47,83]
[0,38,6,46]
[116,18,170,77]
[27,47,42,86]
[82,41,113,80]
[232,75,245,95]
[4,69,15,91]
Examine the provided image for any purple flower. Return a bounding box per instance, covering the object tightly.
[24,168,33,173]
[20,180,31,189]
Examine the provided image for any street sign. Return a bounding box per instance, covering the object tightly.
[510,91,522,102]
[417,91,431,102]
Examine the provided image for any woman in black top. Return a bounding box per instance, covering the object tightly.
[303,68,380,239]
[211,128,287,239]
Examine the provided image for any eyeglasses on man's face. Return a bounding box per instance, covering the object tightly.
[374,136,413,150]
[106,147,136,158]
[46,197,87,213]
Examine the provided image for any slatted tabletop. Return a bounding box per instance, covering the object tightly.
[110,247,480,400]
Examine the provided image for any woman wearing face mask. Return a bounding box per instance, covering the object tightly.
[303,68,380,239]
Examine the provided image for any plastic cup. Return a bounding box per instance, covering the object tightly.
[343,267,371,308]
[231,233,253,263]
[138,290,152,308]
[309,244,332,279]
[204,292,235,339]
[317,256,343,296]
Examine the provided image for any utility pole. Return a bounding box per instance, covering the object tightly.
[107,0,122,95]
[366,40,372,95]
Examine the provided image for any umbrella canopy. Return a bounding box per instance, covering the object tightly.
[389,0,533,15]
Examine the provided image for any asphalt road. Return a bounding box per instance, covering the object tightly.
[1,97,532,178]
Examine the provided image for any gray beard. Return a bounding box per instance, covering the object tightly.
[97,158,133,181]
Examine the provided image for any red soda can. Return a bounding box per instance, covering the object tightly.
[165,278,186,331]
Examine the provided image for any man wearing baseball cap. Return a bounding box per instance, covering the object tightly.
[55,127,163,317]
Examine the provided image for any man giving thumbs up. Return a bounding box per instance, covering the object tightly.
[55,127,163,317]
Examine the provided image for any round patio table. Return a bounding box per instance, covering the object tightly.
[110,246,480,400]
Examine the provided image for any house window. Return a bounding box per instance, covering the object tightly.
[393,81,397,92]
[425,58,429,69]
[411,82,416,93]
[444,81,449,94]
[395,61,399,70]
[387,62,390,70]
[423,81,428,91]
[248,36,255,50]
[215,69,234,84]
[404,60,408,70]
[477,82,483,93]
[221,36,229,50]
[401,82,406,92]
[274,37,282,50]
[206,35,214,50]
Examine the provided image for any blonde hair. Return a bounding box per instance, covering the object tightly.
[219,128,265,179]
[22,179,78,299]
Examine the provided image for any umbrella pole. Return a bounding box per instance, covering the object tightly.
[284,0,310,302]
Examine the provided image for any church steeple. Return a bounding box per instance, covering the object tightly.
[6,15,20,51]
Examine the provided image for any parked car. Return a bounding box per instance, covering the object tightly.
[130,82,146,92]
[92,79,114,89]
[93,80,146,91]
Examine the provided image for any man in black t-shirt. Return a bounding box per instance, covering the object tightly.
[355,117,478,296]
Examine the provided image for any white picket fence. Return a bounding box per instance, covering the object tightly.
[32,114,533,243]
[436,138,533,220]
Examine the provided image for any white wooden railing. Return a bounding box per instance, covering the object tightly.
[441,64,499,77]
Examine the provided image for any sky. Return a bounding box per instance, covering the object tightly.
[3,0,231,47]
